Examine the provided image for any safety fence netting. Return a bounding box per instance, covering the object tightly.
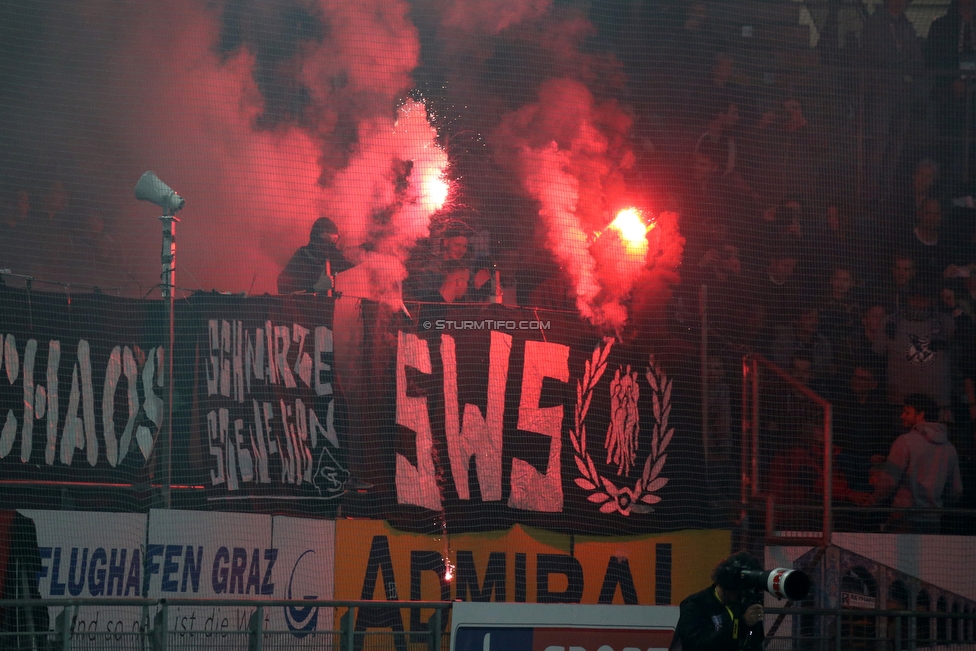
[1,0,976,621]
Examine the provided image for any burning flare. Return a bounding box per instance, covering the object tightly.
[422,173,451,212]
[608,208,651,255]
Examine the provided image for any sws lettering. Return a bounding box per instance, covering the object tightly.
[396,332,569,512]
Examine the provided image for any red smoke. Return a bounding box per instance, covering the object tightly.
[326,99,450,305]
[0,0,681,327]
[492,78,666,329]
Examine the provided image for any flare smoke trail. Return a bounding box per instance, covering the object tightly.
[0,0,680,326]
[492,78,639,328]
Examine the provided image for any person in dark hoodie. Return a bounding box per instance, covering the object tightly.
[277,216,353,294]
[870,393,963,533]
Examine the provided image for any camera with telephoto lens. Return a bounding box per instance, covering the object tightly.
[717,557,811,605]
[740,568,811,602]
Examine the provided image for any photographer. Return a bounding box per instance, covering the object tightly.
[673,552,765,651]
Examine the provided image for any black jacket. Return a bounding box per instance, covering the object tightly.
[277,244,352,294]
[672,585,764,651]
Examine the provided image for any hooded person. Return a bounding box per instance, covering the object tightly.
[277,216,353,294]
[672,551,765,651]
[870,393,963,533]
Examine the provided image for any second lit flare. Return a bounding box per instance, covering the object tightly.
[607,208,652,256]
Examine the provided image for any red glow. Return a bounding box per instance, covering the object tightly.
[423,174,450,211]
[609,208,650,255]
[444,559,455,582]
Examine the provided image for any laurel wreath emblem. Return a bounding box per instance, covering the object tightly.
[571,338,673,515]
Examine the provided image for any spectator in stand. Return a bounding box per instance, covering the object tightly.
[404,212,491,302]
[416,260,471,331]
[938,276,976,424]
[901,197,954,280]
[706,356,736,521]
[764,198,808,244]
[820,266,862,350]
[869,393,963,532]
[815,200,857,274]
[753,242,809,326]
[694,103,763,212]
[741,96,822,205]
[877,252,917,315]
[659,3,726,100]
[277,216,353,294]
[838,302,889,382]
[680,220,744,329]
[887,159,942,227]
[833,365,892,481]
[677,50,742,137]
[861,0,925,200]
[730,298,773,355]
[436,260,470,304]
[677,147,741,249]
[764,352,830,448]
[772,305,834,382]
[954,275,976,523]
[925,0,976,185]
[873,277,956,422]
[752,197,808,268]
[404,220,472,293]
[770,419,872,529]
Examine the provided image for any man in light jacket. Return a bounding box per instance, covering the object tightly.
[871,393,963,533]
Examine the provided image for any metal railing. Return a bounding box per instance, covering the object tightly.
[765,605,976,651]
[0,599,452,651]
[742,354,834,546]
[742,353,976,540]
[4,600,976,651]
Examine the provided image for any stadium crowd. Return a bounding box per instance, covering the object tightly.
[659,0,976,534]
[388,0,976,534]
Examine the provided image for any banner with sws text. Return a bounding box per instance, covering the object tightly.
[1,291,710,535]
[348,302,710,535]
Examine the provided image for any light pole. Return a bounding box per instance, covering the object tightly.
[135,171,184,508]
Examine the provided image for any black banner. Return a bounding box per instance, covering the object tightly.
[348,301,708,535]
[185,294,348,502]
[0,288,166,484]
[0,290,708,533]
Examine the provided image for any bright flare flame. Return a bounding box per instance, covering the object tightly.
[609,208,650,253]
[424,174,450,211]
[444,559,455,582]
